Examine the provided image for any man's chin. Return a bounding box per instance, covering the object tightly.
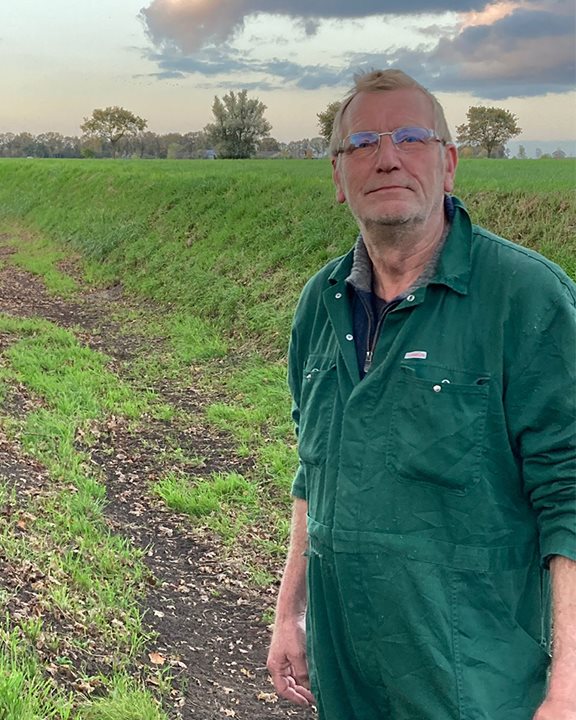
[364,214,423,228]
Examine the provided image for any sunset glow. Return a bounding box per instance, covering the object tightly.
[461,1,523,29]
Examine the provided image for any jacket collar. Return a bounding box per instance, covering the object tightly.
[432,196,472,295]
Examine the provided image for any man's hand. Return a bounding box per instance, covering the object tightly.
[267,615,316,707]
[533,698,576,719]
[268,499,314,706]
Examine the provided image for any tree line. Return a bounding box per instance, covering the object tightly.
[0,92,327,160]
[0,129,328,161]
[0,90,568,161]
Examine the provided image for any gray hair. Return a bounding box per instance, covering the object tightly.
[329,69,452,157]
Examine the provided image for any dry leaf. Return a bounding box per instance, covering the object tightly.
[257,691,278,703]
[148,652,166,665]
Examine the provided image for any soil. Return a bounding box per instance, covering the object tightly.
[0,252,316,720]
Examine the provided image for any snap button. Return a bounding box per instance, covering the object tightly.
[406,294,415,302]
[335,292,342,299]
[433,384,442,393]
[345,334,353,341]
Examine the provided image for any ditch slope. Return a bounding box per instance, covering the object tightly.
[0,253,315,720]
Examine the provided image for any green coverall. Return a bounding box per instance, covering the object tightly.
[289,198,576,719]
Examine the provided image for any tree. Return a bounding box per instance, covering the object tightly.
[81,106,147,158]
[204,90,272,159]
[516,145,527,159]
[258,137,280,153]
[552,148,566,160]
[317,101,341,142]
[456,106,521,158]
[13,132,36,157]
[309,136,328,157]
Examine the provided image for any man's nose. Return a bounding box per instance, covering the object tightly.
[374,134,401,170]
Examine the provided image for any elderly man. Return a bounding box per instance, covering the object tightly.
[267,69,576,720]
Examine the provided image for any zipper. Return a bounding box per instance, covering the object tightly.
[361,297,402,374]
[357,292,374,374]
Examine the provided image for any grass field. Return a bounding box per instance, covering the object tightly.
[0,156,574,717]
[0,157,574,356]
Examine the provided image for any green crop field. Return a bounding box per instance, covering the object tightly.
[0,157,574,357]
[0,156,573,718]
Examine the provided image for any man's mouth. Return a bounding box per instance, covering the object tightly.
[365,184,409,195]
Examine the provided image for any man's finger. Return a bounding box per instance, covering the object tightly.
[284,676,315,706]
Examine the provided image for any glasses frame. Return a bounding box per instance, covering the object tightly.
[337,126,446,156]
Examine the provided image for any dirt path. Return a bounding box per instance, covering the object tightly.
[0,256,315,720]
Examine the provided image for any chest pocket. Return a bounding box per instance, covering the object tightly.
[386,363,490,494]
[297,354,338,465]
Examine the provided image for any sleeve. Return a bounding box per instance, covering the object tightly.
[505,283,576,566]
[288,316,308,500]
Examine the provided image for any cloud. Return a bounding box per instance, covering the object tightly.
[140,0,486,52]
[421,3,576,97]
[140,0,575,99]
[142,44,348,89]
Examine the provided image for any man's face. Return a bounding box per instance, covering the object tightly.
[332,88,458,232]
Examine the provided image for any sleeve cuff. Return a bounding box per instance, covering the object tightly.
[290,463,307,500]
[540,531,576,568]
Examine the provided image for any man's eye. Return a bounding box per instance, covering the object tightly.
[398,134,422,144]
[395,128,429,144]
[348,134,377,151]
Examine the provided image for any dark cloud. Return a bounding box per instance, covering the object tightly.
[351,5,575,99]
[429,4,575,97]
[145,46,251,77]
[143,45,347,89]
[140,0,487,52]
[240,0,486,18]
[140,0,575,99]
[494,7,573,37]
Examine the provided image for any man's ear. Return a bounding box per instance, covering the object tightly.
[332,157,347,204]
[443,143,459,193]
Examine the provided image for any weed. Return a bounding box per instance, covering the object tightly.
[79,676,169,720]
[153,470,257,518]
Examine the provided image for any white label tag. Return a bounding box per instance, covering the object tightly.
[404,351,428,359]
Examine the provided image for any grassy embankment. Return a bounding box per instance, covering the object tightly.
[0,157,573,718]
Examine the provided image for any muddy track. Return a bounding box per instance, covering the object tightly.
[0,257,315,720]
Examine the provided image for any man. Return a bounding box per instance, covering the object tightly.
[267,69,576,720]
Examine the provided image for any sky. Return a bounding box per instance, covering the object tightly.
[1,0,575,153]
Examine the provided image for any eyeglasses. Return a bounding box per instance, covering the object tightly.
[337,127,445,156]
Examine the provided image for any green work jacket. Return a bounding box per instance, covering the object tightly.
[289,198,576,719]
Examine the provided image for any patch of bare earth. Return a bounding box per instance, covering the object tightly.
[0,258,315,720]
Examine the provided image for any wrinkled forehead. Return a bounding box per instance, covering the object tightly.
[341,88,436,135]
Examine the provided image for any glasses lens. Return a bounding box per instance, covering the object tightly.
[344,132,380,153]
[392,127,433,148]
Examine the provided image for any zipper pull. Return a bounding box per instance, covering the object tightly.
[364,350,373,374]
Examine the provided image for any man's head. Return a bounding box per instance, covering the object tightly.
[330,69,458,234]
